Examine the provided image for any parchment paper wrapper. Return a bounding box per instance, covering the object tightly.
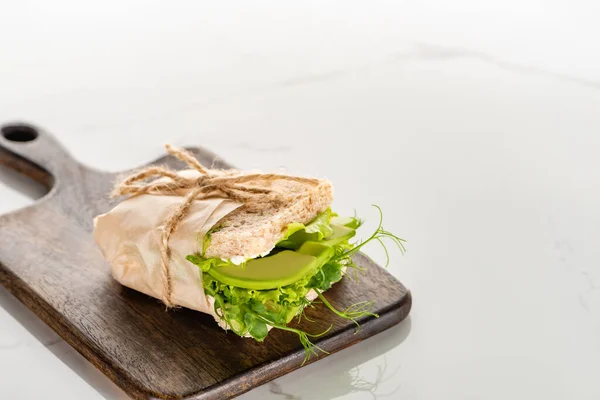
[93,169,330,335]
[93,191,242,322]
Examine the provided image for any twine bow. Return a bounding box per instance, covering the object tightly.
[111,144,319,308]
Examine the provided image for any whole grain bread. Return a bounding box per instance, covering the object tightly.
[204,177,333,261]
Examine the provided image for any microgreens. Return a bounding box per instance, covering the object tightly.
[315,289,379,331]
[332,205,406,268]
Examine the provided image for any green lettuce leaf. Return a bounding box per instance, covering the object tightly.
[185,254,230,272]
[305,209,334,237]
[277,209,334,249]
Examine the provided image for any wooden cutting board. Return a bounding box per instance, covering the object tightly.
[0,123,412,400]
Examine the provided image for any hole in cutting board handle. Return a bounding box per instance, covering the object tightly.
[1,124,39,142]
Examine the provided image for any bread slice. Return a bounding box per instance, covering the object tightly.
[204,177,333,261]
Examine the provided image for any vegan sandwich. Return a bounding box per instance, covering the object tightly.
[93,145,404,361]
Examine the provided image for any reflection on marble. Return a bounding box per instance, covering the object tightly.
[344,357,402,399]
[268,382,301,400]
[241,319,411,400]
[284,355,403,400]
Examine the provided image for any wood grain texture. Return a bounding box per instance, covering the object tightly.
[0,123,412,400]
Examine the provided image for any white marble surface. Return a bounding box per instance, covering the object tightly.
[1,1,600,399]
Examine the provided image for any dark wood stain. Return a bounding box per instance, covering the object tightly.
[0,124,412,400]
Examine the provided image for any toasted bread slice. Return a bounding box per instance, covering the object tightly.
[204,177,333,261]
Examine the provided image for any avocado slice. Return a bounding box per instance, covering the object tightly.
[321,224,356,247]
[207,242,334,290]
[282,242,336,322]
[277,230,321,250]
[296,241,335,264]
[278,220,358,250]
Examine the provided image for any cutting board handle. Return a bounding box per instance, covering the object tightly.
[0,122,78,179]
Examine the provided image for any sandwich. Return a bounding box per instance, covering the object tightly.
[93,145,404,361]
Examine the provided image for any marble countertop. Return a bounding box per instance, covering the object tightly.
[1,1,599,399]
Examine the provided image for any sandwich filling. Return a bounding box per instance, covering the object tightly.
[186,206,404,361]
